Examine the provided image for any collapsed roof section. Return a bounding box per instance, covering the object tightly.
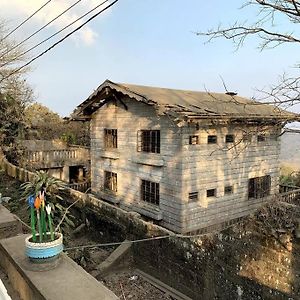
[71,79,299,124]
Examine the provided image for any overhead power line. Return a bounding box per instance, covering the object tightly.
[0,0,110,69]
[0,0,119,83]
[0,0,52,43]
[0,0,83,60]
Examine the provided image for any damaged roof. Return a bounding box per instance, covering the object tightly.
[72,79,298,122]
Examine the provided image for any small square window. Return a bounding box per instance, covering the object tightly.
[189,135,199,145]
[242,133,251,142]
[188,192,198,202]
[270,134,278,141]
[225,134,234,143]
[224,185,233,195]
[257,134,266,142]
[207,135,217,144]
[207,189,216,197]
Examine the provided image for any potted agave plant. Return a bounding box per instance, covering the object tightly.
[22,171,67,262]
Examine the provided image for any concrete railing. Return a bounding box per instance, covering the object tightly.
[26,148,90,164]
[277,187,300,204]
[68,181,91,193]
[0,149,35,182]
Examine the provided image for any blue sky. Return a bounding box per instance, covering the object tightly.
[1,0,299,116]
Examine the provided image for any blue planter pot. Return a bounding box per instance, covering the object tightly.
[25,233,63,261]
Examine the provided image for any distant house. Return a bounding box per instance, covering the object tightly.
[72,80,298,233]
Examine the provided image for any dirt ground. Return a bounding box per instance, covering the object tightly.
[0,170,170,300]
[102,271,173,300]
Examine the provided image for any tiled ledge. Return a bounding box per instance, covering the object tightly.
[100,150,120,160]
[121,201,163,220]
[93,190,120,204]
[131,154,165,167]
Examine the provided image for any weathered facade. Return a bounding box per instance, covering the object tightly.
[72,80,298,233]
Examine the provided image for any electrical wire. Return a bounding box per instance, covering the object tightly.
[0,0,83,60]
[0,0,110,69]
[0,0,119,83]
[0,0,52,43]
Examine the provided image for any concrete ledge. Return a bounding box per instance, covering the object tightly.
[91,192,120,204]
[121,202,163,220]
[0,205,21,239]
[0,235,118,300]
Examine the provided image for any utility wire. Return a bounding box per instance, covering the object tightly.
[64,235,174,251]
[0,0,83,60]
[0,0,110,69]
[0,0,118,83]
[0,0,52,43]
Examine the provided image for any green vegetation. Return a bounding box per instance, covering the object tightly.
[280,172,300,187]
[21,171,75,234]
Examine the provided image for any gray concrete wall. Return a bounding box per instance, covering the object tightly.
[91,98,184,232]
[90,97,281,233]
[180,124,280,232]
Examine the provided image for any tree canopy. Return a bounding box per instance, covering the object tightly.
[0,20,33,145]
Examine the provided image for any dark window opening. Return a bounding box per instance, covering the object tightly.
[69,166,86,183]
[141,180,159,205]
[207,189,216,197]
[243,133,252,142]
[138,130,160,153]
[224,185,233,195]
[257,134,266,142]
[207,135,217,144]
[189,135,199,145]
[248,175,271,199]
[104,171,117,192]
[188,192,198,202]
[270,134,278,141]
[104,129,117,148]
[225,134,234,143]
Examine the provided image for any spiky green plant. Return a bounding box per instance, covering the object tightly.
[22,171,75,237]
[22,171,66,202]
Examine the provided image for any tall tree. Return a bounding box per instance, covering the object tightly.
[0,20,33,145]
[198,0,300,109]
[24,103,63,140]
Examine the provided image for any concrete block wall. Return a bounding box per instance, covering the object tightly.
[90,97,281,233]
[90,97,185,232]
[180,124,281,232]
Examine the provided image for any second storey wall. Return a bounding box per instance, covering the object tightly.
[180,123,281,232]
[90,97,186,232]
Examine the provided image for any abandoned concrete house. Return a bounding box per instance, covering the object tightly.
[72,79,298,233]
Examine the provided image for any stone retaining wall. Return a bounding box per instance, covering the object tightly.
[2,150,299,299]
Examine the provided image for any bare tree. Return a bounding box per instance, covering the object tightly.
[0,20,33,146]
[197,0,300,109]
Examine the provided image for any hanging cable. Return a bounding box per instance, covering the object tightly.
[0,0,52,43]
[0,0,119,83]
[0,0,83,60]
[0,0,109,69]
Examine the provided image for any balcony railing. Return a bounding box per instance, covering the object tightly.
[26,148,90,163]
[278,185,300,204]
[68,181,91,193]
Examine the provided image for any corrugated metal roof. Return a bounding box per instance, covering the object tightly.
[72,80,299,121]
